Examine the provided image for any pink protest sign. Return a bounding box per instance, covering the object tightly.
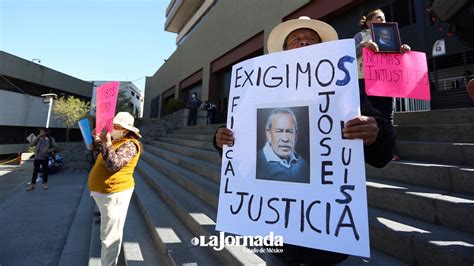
[96,81,119,133]
[363,48,430,100]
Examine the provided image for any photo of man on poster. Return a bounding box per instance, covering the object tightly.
[256,107,310,183]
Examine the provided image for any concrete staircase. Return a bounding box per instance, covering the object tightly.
[60,108,474,265]
[364,108,474,265]
[136,123,404,264]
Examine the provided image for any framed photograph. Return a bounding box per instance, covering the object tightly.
[370,22,401,52]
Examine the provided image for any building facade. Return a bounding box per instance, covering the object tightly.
[145,0,474,120]
[0,51,93,155]
[91,81,144,118]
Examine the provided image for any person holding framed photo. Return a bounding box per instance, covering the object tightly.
[354,9,411,55]
[354,8,411,161]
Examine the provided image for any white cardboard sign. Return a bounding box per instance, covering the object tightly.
[216,39,370,257]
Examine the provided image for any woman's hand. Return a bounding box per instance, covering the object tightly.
[362,40,379,52]
[92,128,100,142]
[99,128,112,146]
[400,44,411,54]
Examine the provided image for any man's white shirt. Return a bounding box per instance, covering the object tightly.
[262,142,298,168]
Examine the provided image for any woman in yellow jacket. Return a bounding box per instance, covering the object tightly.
[88,112,141,266]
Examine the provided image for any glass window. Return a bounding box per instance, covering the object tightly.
[181,83,202,102]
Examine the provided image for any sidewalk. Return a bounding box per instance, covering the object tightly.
[0,164,32,203]
[0,163,88,266]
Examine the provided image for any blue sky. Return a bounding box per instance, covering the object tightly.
[0,0,177,93]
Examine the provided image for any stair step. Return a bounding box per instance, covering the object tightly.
[147,140,221,165]
[366,161,474,194]
[133,172,221,265]
[394,108,474,125]
[395,124,474,142]
[141,151,219,209]
[168,127,219,135]
[367,177,474,233]
[369,207,474,265]
[165,133,214,142]
[344,249,408,265]
[136,159,275,265]
[122,197,166,265]
[155,136,216,151]
[59,181,95,266]
[397,141,474,166]
[170,124,224,131]
[145,144,220,183]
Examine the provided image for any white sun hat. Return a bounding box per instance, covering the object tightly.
[267,16,339,53]
[113,112,142,138]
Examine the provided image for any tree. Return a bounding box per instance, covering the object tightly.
[116,90,134,115]
[53,96,90,143]
[165,98,186,115]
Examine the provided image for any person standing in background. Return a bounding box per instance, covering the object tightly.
[26,128,56,191]
[354,8,411,160]
[187,92,202,126]
[203,100,217,124]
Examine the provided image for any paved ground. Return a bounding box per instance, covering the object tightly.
[0,162,87,266]
[0,164,32,203]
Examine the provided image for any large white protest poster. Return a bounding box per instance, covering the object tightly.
[216,39,370,257]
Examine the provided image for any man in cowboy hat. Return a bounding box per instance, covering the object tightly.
[214,16,395,264]
[88,112,142,265]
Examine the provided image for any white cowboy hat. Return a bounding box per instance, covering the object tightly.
[267,16,339,53]
[113,112,142,138]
